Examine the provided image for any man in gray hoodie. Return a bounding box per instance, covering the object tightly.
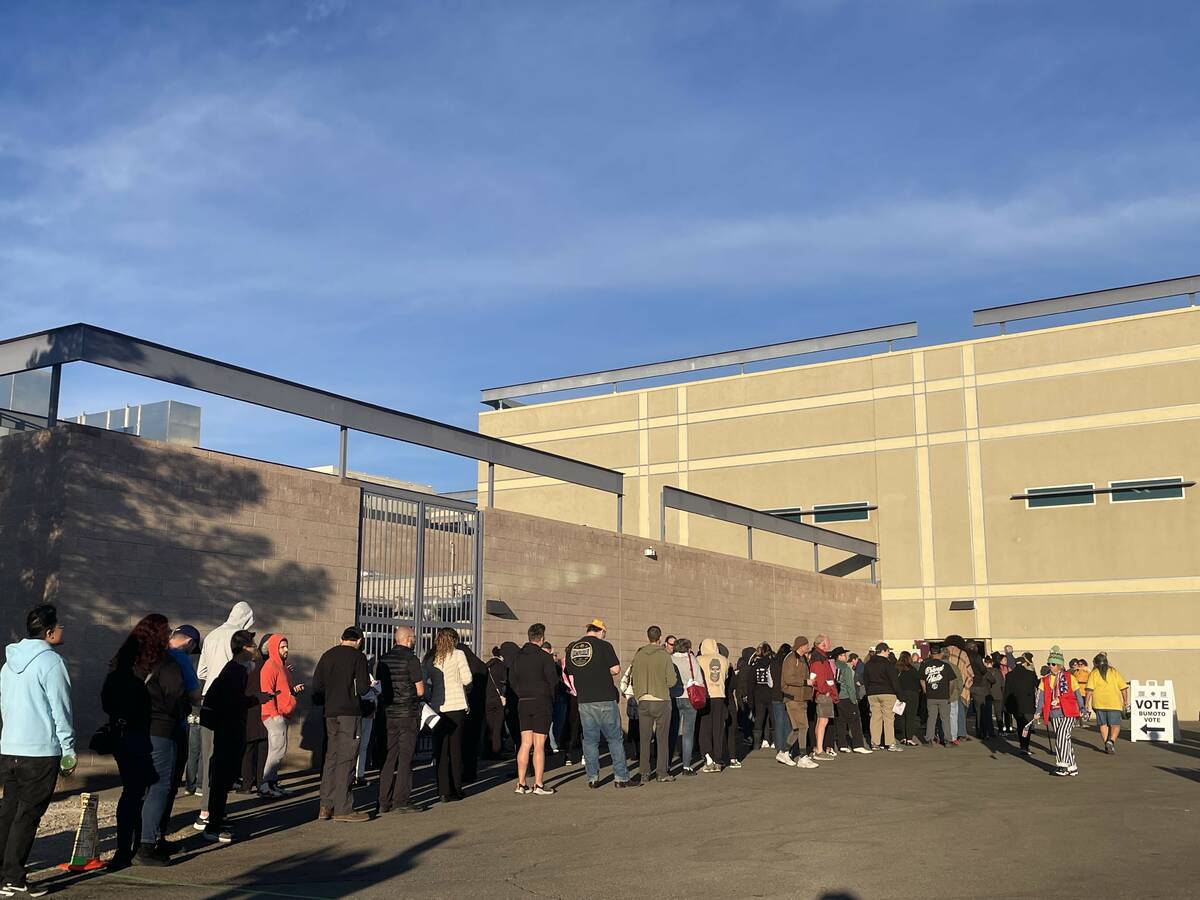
[194,601,254,828]
[0,604,75,896]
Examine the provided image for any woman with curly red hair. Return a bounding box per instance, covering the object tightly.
[101,614,189,868]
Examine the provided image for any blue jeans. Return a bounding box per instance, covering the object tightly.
[772,701,791,752]
[948,699,961,741]
[185,718,202,791]
[578,701,631,783]
[143,735,177,844]
[672,697,698,769]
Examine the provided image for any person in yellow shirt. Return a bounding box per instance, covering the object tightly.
[1084,652,1129,754]
[1071,659,1090,693]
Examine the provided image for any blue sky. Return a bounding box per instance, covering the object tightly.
[2,1,1198,490]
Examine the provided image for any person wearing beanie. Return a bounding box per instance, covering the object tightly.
[1033,645,1088,776]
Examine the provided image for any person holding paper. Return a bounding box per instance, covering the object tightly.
[862,642,903,752]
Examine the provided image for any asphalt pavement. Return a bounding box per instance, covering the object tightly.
[25,722,1200,899]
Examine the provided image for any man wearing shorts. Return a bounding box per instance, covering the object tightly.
[510,623,558,796]
[808,634,839,759]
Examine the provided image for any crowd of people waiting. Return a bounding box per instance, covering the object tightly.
[0,601,1135,894]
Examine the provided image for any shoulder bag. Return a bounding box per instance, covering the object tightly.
[686,656,708,710]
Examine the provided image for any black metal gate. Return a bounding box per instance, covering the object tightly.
[356,485,482,662]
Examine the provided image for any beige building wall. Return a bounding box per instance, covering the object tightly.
[480,305,1200,717]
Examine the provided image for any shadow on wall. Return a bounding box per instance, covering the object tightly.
[0,426,335,753]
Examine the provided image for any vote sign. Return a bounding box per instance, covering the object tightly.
[1129,680,1178,744]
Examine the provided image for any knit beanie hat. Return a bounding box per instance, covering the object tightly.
[1047,645,1065,666]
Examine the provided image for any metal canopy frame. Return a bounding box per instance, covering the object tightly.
[481,322,918,407]
[0,323,624,502]
[973,274,1200,333]
[659,486,878,581]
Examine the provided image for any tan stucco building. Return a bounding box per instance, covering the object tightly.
[479,304,1200,717]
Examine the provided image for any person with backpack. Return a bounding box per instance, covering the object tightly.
[748,643,774,751]
[0,604,75,897]
[670,638,703,775]
[101,614,188,868]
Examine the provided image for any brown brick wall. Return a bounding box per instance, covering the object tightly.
[0,425,360,763]
[481,507,882,665]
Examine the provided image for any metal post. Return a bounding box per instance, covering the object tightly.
[747,526,753,559]
[660,490,667,542]
[999,321,1007,335]
[1191,292,1197,307]
[487,463,495,507]
[46,364,62,428]
[338,426,348,477]
[812,542,819,572]
[616,495,623,534]
[413,500,426,648]
[870,558,877,585]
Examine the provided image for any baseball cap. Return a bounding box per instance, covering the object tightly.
[172,624,201,645]
[231,629,257,653]
[587,618,607,631]
[875,641,890,653]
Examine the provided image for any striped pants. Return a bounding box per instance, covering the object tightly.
[1050,716,1077,772]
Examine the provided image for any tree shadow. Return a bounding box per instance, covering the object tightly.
[0,422,343,789]
[1155,766,1200,783]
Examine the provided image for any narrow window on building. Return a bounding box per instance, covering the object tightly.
[770,508,805,525]
[1027,487,1094,508]
[812,502,871,523]
[1025,484,1095,509]
[1109,477,1186,503]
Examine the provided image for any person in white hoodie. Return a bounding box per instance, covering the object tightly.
[0,604,75,897]
[194,602,254,830]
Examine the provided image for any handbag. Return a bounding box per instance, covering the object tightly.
[88,723,117,756]
[686,656,708,710]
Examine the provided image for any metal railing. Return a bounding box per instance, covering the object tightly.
[659,486,879,582]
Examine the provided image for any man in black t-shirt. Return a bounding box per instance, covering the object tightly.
[564,619,638,789]
[920,649,955,746]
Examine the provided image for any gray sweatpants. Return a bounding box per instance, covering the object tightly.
[926,699,950,743]
[263,715,288,784]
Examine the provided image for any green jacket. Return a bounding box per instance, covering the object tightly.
[835,660,856,704]
[630,643,677,700]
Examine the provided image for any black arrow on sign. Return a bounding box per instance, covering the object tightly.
[1140,724,1164,736]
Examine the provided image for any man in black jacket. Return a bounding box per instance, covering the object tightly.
[1003,655,1038,755]
[510,623,558,795]
[768,642,791,755]
[199,630,267,844]
[862,642,903,752]
[375,626,424,815]
[312,626,371,823]
[484,647,509,759]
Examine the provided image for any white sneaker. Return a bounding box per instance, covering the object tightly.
[796,755,820,769]
[192,813,209,831]
[760,740,770,749]
[775,751,797,767]
[852,747,872,754]
[728,759,742,769]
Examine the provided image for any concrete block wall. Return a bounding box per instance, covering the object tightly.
[480,507,882,667]
[0,425,360,763]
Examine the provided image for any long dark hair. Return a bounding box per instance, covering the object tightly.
[1093,652,1109,681]
[111,614,170,673]
[751,642,774,663]
[897,651,913,671]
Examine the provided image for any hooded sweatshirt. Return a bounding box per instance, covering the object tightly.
[697,639,730,702]
[259,634,297,720]
[0,639,75,757]
[630,643,676,701]
[198,602,254,695]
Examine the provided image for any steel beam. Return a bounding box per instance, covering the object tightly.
[973,274,1200,329]
[481,322,918,406]
[46,364,61,428]
[0,324,624,497]
[661,486,877,559]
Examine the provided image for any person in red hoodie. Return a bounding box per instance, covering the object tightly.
[808,634,839,760]
[259,634,304,798]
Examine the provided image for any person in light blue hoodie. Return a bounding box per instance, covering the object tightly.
[0,603,75,897]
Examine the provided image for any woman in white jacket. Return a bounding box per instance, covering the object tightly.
[670,638,704,775]
[423,628,473,802]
